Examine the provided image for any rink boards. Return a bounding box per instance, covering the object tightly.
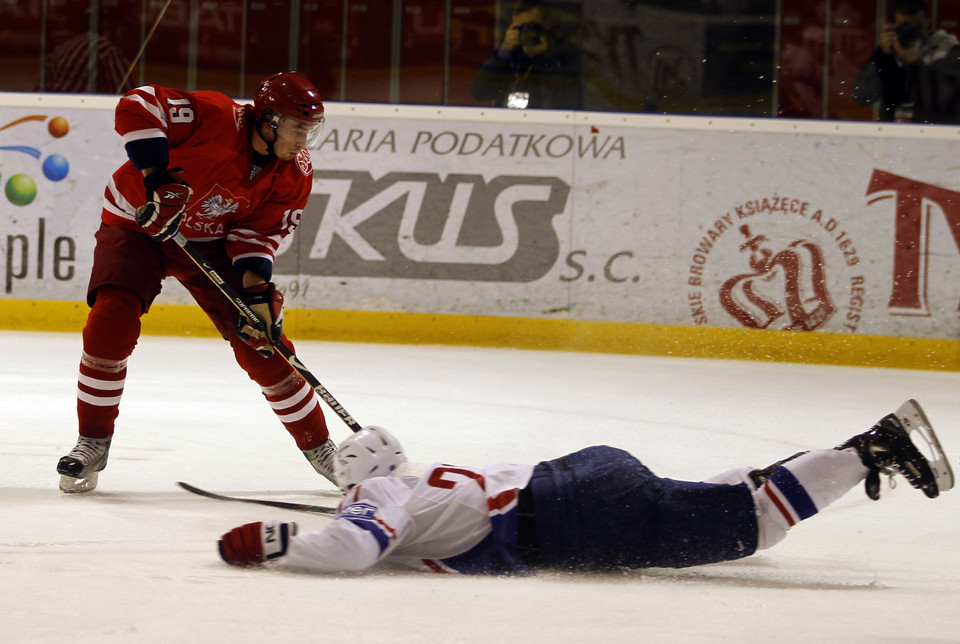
[2,93,960,369]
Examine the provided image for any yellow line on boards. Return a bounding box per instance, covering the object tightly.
[2,299,957,371]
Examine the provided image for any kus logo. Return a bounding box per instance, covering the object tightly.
[276,170,569,281]
[685,195,865,333]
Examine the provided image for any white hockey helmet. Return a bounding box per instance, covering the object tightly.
[335,425,407,491]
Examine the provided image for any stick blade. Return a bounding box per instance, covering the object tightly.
[177,481,339,515]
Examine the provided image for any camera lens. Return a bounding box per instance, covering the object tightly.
[895,23,921,48]
[518,22,545,47]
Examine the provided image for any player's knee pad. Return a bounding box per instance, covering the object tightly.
[83,287,142,360]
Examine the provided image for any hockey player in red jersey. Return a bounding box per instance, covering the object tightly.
[218,400,953,574]
[58,71,338,493]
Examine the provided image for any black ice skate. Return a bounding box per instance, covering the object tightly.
[302,437,338,487]
[837,399,954,500]
[57,436,111,494]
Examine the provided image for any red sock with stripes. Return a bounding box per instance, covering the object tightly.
[77,287,141,439]
[261,373,330,450]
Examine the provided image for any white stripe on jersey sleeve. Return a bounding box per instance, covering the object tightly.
[120,91,168,129]
[228,229,284,253]
[103,178,138,220]
[120,127,167,145]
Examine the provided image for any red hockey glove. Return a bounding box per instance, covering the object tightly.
[136,168,192,242]
[218,520,298,567]
[237,281,284,358]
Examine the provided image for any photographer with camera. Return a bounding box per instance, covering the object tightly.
[853,0,960,123]
[470,1,581,110]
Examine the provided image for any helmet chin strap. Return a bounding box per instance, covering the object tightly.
[254,119,280,158]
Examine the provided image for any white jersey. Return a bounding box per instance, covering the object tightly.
[276,461,535,574]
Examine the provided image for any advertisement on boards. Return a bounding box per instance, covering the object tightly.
[2,97,960,341]
[0,106,120,300]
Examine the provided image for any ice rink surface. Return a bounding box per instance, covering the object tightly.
[3,329,960,643]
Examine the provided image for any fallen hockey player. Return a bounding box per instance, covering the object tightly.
[217,399,953,574]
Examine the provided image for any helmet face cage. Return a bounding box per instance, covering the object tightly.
[335,426,407,492]
[255,71,325,147]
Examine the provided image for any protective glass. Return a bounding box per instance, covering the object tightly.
[516,21,546,48]
[273,114,325,147]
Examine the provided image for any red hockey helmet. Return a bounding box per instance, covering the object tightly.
[254,71,325,146]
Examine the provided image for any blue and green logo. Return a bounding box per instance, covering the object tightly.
[0,115,71,206]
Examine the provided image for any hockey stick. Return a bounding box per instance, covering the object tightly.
[171,232,361,432]
[178,481,338,515]
[116,0,174,93]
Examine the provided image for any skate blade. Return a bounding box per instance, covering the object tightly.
[59,472,98,494]
[896,399,955,494]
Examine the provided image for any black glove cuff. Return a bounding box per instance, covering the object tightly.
[143,167,187,194]
[124,137,169,171]
[143,169,175,194]
[234,257,273,283]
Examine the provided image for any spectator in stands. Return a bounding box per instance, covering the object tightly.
[470,1,581,110]
[853,0,960,123]
[41,32,135,94]
[38,5,138,95]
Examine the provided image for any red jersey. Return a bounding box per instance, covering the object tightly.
[102,85,313,267]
